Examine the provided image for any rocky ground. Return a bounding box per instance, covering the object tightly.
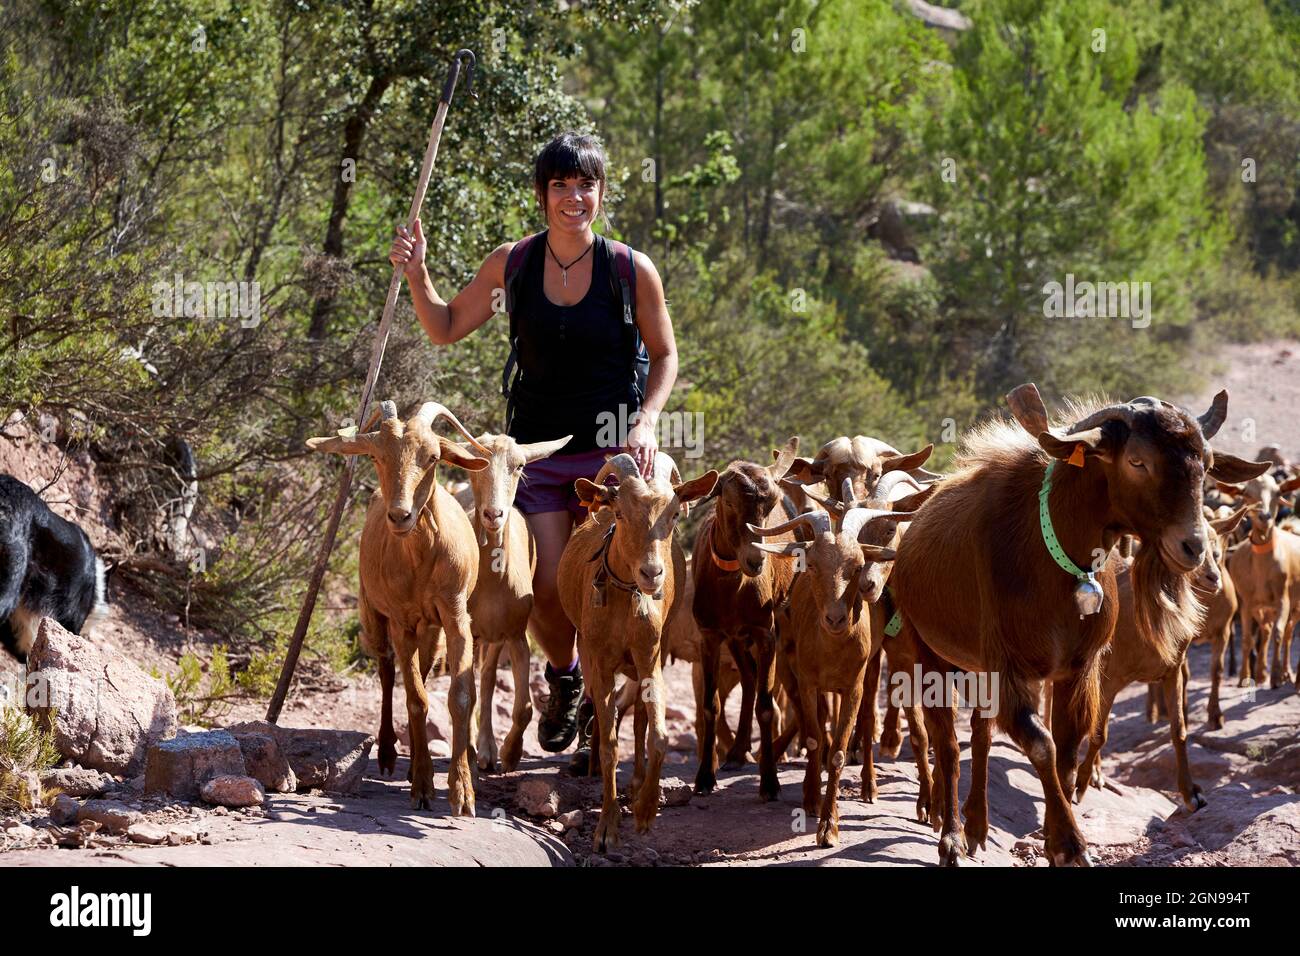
[4,638,1295,868]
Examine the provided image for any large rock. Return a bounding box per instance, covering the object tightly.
[223,720,296,793]
[25,618,178,775]
[229,722,373,794]
[143,730,246,800]
[77,799,142,834]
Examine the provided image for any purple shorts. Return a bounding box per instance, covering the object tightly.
[515,447,613,519]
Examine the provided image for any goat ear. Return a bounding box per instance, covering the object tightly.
[1207,452,1271,484]
[785,457,822,483]
[1039,427,1111,464]
[891,485,936,512]
[438,438,490,472]
[1006,383,1051,436]
[1214,481,1244,499]
[881,443,934,475]
[575,478,614,506]
[305,434,370,456]
[769,436,800,480]
[859,544,897,562]
[753,541,804,559]
[674,470,720,504]
[1210,504,1251,537]
[1279,475,1300,495]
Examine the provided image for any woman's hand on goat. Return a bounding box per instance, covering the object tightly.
[627,412,659,479]
[390,217,427,277]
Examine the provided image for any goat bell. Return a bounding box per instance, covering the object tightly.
[1073,575,1104,618]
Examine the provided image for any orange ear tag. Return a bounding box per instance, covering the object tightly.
[1067,443,1087,468]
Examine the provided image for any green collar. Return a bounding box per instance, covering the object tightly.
[1039,461,1095,583]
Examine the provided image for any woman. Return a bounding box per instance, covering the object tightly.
[388,131,679,772]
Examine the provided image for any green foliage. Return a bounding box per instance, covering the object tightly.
[159,645,236,726]
[0,703,60,811]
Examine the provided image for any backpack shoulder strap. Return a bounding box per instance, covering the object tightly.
[602,236,637,330]
[501,232,543,403]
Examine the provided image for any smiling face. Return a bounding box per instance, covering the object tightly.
[541,175,602,236]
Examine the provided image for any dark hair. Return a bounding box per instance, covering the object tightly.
[533,131,607,207]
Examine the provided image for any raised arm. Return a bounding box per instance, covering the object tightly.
[389,217,511,345]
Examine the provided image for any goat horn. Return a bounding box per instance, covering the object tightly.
[380,400,399,420]
[652,452,682,485]
[1198,390,1228,440]
[415,402,492,455]
[596,453,642,486]
[799,483,847,516]
[1065,402,1137,435]
[840,506,906,541]
[748,510,831,539]
[838,476,855,505]
[872,470,924,505]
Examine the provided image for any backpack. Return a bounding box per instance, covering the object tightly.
[500,232,650,431]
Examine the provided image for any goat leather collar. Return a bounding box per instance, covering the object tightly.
[882,587,903,637]
[1251,535,1275,554]
[705,521,741,572]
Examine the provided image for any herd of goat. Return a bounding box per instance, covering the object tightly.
[297,384,1298,866]
[3,383,1296,867]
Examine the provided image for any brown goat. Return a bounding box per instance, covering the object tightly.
[1221,472,1300,689]
[1076,505,1249,811]
[462,432,572,772]
[749,506,910,846]
[558,453,718,852]
[888,383,1266,866]
[306,400,491,813]
[691,437,801,801]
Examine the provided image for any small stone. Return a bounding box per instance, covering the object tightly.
[199,775,266,808]
[211,806,229,816]
[631,846,659,866]
[515,778,560,818]
[126,823,170,845]
[77,800,142,834]
[1013,839,1041,852]
[429,739,451,757]
[50,793,80,826]
[166,827,198,846]
[661,780,692,808]
[4,823,37,842]
[557,809,583,829]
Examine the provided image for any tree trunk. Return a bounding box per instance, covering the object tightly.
[307,72,392,342]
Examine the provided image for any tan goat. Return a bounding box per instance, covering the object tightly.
[461,432,572,773]
[558,453,718,852]
[1221,472,1300,689]
[306,400,490,813]
[1076,506,1249,811]
[749,506,912,847]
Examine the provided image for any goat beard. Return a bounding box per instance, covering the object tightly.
[1130,545,1204,671]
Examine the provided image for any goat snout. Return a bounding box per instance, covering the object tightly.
[387,505,417,532]
[638,562,665,595]
[481,507,505,529]
[822,607,849,635]
[1180,534,1206,566]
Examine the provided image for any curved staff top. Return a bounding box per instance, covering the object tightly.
[500,230,650,453]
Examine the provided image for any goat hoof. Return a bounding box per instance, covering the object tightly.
[721,751,749,771]
[861,778,877,803]
[693,771,717,796]
[938,834,965,867]
[593,818,619,853]
[1207,712,1224,730]
[759,776,781,802]
[1185,788,1207,812]
[378,744,397,777]
[816,813,840,847]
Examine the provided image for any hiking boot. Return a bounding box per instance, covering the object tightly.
[538,661,584,753]
[566,695,595,775]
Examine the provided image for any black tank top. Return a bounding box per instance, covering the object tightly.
[506,233,641,453]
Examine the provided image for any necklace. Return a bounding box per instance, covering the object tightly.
[546,235,594,287]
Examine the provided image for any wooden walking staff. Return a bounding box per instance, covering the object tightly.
[266,49,477,723]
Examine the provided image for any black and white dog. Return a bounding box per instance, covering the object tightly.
[0,473,107,661]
